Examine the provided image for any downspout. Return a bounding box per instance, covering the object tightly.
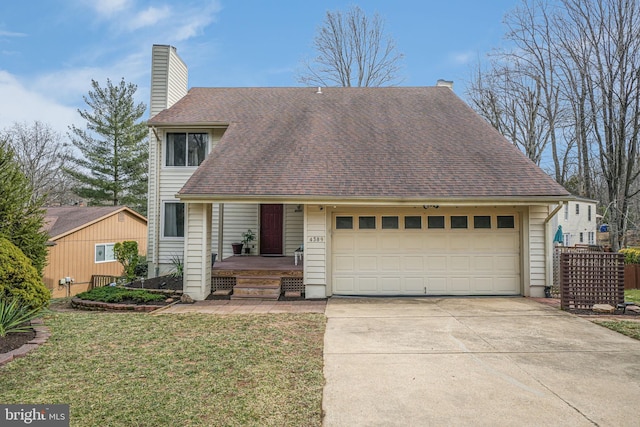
[218,203,224,260]
[543,201,564,297]
[151,126,162,277]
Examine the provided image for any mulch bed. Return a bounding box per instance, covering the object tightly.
[0,330,35,354]
[126,275,183,291]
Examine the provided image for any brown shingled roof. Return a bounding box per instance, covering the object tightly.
[45,206,146,240]
[148,87,569,200]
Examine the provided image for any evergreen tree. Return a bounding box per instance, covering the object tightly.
[65,78,148,215]
[0,140,48,276]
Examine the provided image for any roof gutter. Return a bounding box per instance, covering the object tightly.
[544,201,565,224]
[175,194,574,206]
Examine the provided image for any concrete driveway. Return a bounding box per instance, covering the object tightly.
[323,297,640,426]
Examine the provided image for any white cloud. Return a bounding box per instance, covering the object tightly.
[93,0,131,16]
[0,71,79,135]
[0,30,26,37]
[448,51,475,66]
[129,5,172,30]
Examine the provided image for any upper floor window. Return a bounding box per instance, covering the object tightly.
[588,205,592,221]
[166,132,208,166]
[564,203,568,220]
[575,203,580,215]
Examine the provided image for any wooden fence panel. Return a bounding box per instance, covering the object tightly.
[560,252,624,310]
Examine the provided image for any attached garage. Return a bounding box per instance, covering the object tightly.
[331,208,521,296]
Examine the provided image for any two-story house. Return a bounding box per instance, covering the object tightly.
[146,44,571,301]
[552,197,598,246]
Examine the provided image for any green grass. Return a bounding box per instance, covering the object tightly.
[625,289,640,303]
[595,320,640,340]
[75,286,166,303]
[0,311,326,426]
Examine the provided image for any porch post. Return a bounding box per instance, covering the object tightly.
[183,202,212,300]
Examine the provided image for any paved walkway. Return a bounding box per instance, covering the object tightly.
[156,299,326,314]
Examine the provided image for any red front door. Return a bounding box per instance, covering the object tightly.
[260,204,283,255]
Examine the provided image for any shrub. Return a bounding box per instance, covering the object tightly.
[0,298,42,337]
[134,255,148,278]
[0,237,50,311]
[114,241,139,281]
[76,286,165,304]
[619,247,640,264]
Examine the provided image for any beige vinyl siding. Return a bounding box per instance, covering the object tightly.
[528,205,548,292]
[148,45,188,274]
[44,212,148,298]
[304,206,327,287]
[150,45,187,117]
[183,203,212,300]
[284,204,304,256]
[220,204,258,258]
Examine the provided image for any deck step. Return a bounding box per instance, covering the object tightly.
[212,289,232,296]
[231,276,281,300]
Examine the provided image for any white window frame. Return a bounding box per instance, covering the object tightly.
[95,243,116,263]
[588,232,595,245]
[162,200,185,240]
[564,203,568,220]
[165,132,209,167]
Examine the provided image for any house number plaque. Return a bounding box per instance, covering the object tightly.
[308,236,324,243]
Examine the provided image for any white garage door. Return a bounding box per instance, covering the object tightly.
[332,210,521,295]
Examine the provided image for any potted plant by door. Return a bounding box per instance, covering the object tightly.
[231,242,243,255]
[242,229,256,255]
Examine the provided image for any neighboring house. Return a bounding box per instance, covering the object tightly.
[146,44,571,301]
[43,206,148,298]
[551,197,598,246]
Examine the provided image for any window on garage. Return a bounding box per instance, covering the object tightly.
[427,215,445,229]
[359,216,376,229]
[336,216,353,229]
[404,216,422,229]
[451,216,468,229]
[474,216,491,229]
[382,216,399,229]
[497,215,515,228]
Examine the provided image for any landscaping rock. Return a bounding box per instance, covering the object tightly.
[180,294,194,304]
[626,305,640,313]
[592,304,615,313]
[165,298,175,303]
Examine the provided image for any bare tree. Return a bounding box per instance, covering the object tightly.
[297,5,404,87]
[1,121,75,205]
[467,0,640,250]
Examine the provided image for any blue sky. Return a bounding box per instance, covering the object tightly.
[0,0,520,135]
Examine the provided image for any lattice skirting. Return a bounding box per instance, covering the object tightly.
[212,276,236,291]
[281,277,304,293]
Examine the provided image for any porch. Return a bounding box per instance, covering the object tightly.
[211,255,304,300]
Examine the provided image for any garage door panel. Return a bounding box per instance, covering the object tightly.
[356,235,378,251]
[381,256,401,272]
[450,256,470,272]
[380,278,401,292]
[334,277,355,292]
[333,234,355,251]
[427,277,447,293]
[334,256,355,272]
[426,256,447,271]
[357,277,378,292]
[404,256,424,271]
[357,256,378,270]
[380,235,401,250]
[449,277,471,292]
[404,277,425,292]
[332,211,520,296]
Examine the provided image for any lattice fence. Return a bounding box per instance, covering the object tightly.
[560,252,624,310]
[90,275,119,289]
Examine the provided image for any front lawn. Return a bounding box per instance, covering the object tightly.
[594,320,640,340]
[0,311,325,426]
